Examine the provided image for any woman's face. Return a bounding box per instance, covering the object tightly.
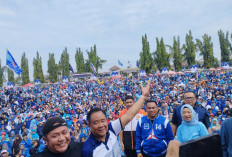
[182,108,193,122]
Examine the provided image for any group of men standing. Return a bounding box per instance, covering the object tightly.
[31,82,231,157]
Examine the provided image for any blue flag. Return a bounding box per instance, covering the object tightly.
[69,63,74,73]
[136,60,140,68]
[118,60,123,67]
[6,50,22,75]
[90,62,96,73]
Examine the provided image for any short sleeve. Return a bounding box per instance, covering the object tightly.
[108,119,122,136]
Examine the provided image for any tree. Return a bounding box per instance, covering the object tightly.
[75,48,85,73]
[153,37,170,70]
[139,34,153,73]
[33,52,45,83]
[59,47,69,77]
[172,36,183,71]
[0,59,4,87]
[167,36,183,71]
[183,30,196,67]
[21,52,30,85]
[47,53,58,83]
[218,30,231,63]
[85,45,106,73]
[196,34,216,69]
[7,69,14,83]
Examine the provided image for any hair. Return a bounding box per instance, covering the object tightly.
[125,95,134,102]
[13,134,22,150]
[184,91,198,99]
[87,108,106,122]
[145,99,157,106]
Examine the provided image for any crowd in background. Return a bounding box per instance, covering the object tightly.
[0,69,232,156]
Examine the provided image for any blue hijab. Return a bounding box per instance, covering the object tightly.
[181,104,200,126]
[31,129,39,141]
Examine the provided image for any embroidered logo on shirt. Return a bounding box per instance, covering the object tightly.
[147,129,158,140]
[144,123,149,129]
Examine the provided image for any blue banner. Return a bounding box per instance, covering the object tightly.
[161,67,169,73]
[111,71,119,77]
[34,79,41,84]
[6,50,22,75]
[190,64,197,72]
[139,70,147,76]
[221,62,229,68]
[7,82,13,88]
[62,76,69,83]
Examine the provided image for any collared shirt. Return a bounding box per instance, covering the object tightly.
[82,119,122,157]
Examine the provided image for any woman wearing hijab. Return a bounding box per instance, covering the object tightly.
[29,119,37,131]
[9,131,15,148]
[2,143,12,156]
[5,122,11,132]
[210,118,220,133]
[177,104,209,143]
[28,129,39,142]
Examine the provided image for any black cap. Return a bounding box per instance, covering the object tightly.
[42,117,67,136]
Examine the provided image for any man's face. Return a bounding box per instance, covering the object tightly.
[43,126,70,154]
[183,92,196,106]
[1,134,5,139]
[23,135,27,140]
[146,102,158,119]
[88,111,108,141]
[125,99,134,109]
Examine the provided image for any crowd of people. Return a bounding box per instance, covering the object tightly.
[0,69,232,157]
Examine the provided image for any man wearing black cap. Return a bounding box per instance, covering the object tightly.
[33,117,82,157]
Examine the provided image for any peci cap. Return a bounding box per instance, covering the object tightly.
[42,117,67,136]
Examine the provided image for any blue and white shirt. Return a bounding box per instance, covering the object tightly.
[82,119,122,157]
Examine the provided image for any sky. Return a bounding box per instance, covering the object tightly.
[0,0,232,80]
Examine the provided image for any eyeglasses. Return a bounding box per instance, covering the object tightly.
[184,97,195,100]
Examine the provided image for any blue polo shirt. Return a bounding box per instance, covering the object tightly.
[171,104,210,129]
[82,119,122,157]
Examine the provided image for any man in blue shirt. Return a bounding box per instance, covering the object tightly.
[136,100,174,157]
[82,82,151,157]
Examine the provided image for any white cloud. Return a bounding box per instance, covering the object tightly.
[0,0,232,79]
